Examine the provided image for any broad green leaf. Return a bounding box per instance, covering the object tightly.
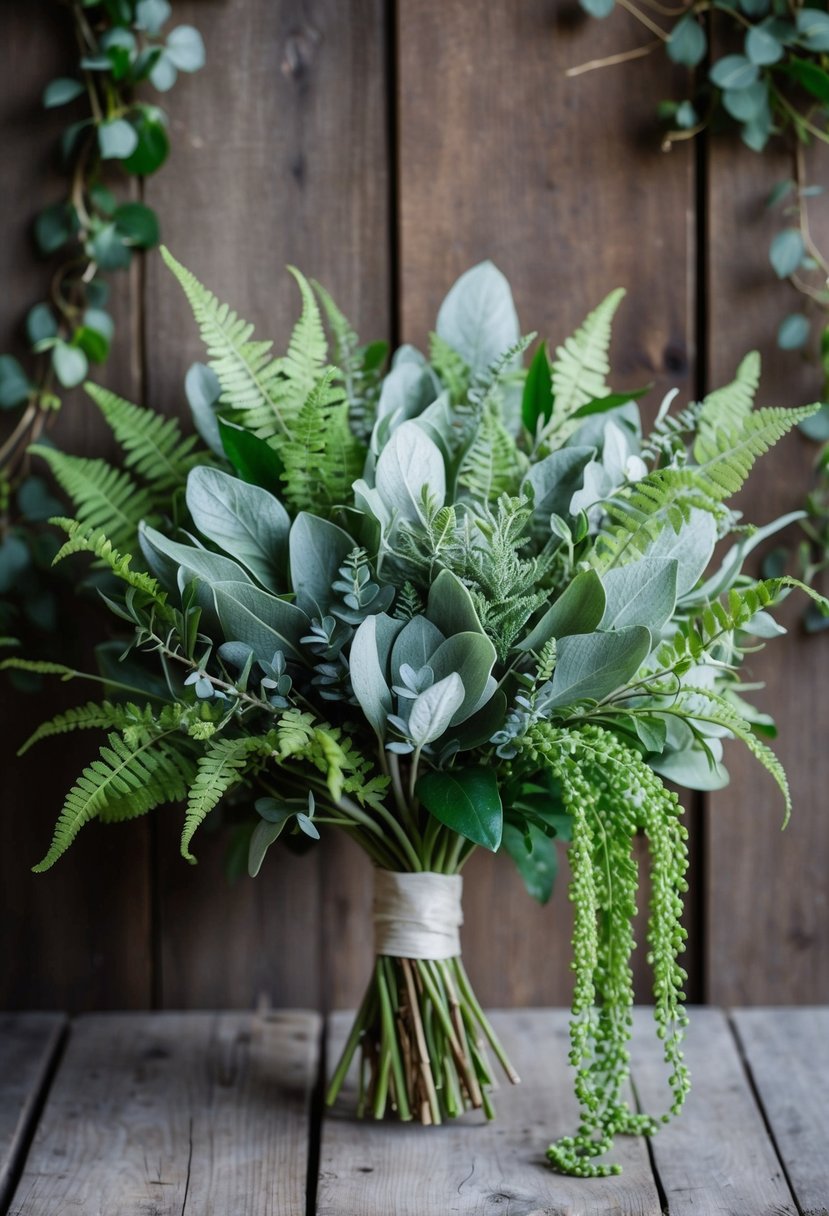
[651,744,730,790]
[601,557,678,633]
[165,24,206,71]
[745,23,783,63]
[26,303,58,345]
[90,223,131,270]
[778,313,810,351]
[518,568,606,652]
[540,625,651,711]
[135,0,171,33]
[186,465,289,589]
[523,446,595,531]
[122,109,169,175]
[248,816,289,877]
[349,612,404,738]
[579,0,615,16]
[769,229,805,278]
[52,341,88,388]
[98,118,139,159]
[213,581,307,664]
[417,766,502,851]
[429,631,497,725]
[645,507,717,597]
[779,57,829,103]
[710,54,759,89]
[374,420,445,523]
[114,202,159,247]
[502,822,557,902]
[139,521,253,592]
[668,15,707,65]
[0,356,32,408]
[289,512,354,617]
[218,416,283,488]
[43,77,84,107]
[408,673,465,746]
[722,80,769,121]
[186,363,222,455]
[443,690,508,753]
[436,261,520,373]
[150,51,178,91]
[521,342,553,432]
[34,203,75,255]
[426,569,485,636]
[796,7,829,50]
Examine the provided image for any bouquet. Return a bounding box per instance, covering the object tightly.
[10,250,824,1176]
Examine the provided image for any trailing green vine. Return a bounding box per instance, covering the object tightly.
[0,0,204,650]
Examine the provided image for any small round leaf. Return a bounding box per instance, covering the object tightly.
[745,23,783,64]
[98,118,139,160]
[0,356,32,408]
[777,313,810,350]
[710,54,759,89]
[165,25,206,71]
[52,341,88,388]
[769,228,806,278]
[667,15,707,66]
[42,77,84,108]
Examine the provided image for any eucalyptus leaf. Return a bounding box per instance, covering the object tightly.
[429,632,498,726]
[709,54,759,90]
[390,616,445,686]
[374,421,446,524]
[185,362,223,455]
[248,817,288,878]
[519,568,607,652]
[426,569,485,636]
[769,229,806,279]
[523,446,595,531]
[139,522,253,592]
[777,313,810,350]
[645,508,717,597]
[668,15,707,66]
[539,626,651,711]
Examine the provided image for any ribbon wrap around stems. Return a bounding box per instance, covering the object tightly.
[373,870,464,960]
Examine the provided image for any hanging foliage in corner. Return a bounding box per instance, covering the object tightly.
[0,0,204,655]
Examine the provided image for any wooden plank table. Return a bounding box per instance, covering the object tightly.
[1,1008,826,1215]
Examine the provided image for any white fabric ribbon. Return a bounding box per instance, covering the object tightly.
[373,870,464,960]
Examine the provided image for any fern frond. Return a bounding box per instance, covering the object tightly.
[279,370,365,512]
[547,288,625,432]
[161,246,289,437]
[430,333,470,402]
[313,279,385,440]
[693,352,759,460]
[19,700,137,756]
[85,383,200,489]
[597,406,815,569]
[51,518,169,606]
[458,399,527,503]
[181,732,277,862]
[30,445,152,552]
[34,730,193,871]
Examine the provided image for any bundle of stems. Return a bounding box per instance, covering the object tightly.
[325,951,520,1124]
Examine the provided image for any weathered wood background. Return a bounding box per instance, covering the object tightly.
[1,0,826,1012]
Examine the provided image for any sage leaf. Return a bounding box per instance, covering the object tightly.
[523,446,595,531]
[408,673,465,746]
[212,581,307,664]
[436,261,520,373]
[426,569,485,636]
[289,512,354,618]
[374,421,446,523]
[600,557,679,633]
[350,613,404,739]
[139,522,253,592]
[186,465,289,590]
[428,632,498,726]
[519,568,607,652]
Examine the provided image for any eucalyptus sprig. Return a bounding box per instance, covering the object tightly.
[0,0,204,645]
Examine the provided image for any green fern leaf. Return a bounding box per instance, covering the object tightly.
[30,445,153,552]
[458,400,527,503]
[181,733,276,862]
[547,288,625,432]
[693,404,818,499]
[51,518,169,606]
[693,352,759,461]
[85,382,200,489]
[19,700,137,756]
[279,370,365,512]
[34,731,194,871]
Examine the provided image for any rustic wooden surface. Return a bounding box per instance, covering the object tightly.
[0,1,827,1013]
[6,1011,321,1216]
[733,1007,829,1216]
[3,1007,826,1214]
[0,1014,65,1213]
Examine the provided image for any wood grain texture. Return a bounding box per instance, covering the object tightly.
[0,1014,65,1212]
[396,0,697,1005]
[141,0,390,1010]
[0,1,152,1013]
[733,1007,829,1216]
[632,1007,796,1215]
[706,139,829,1004]
[8,1010,320,1216]
[318,1008,661,1215]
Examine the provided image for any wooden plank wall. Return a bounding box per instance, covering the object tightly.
[0,0,825,1012]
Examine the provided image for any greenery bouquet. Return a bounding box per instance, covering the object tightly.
[10,250,824,1176]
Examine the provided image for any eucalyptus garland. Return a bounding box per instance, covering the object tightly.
[572,0,829,620]
[0,0,204,649]
[7,254,826,1173]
